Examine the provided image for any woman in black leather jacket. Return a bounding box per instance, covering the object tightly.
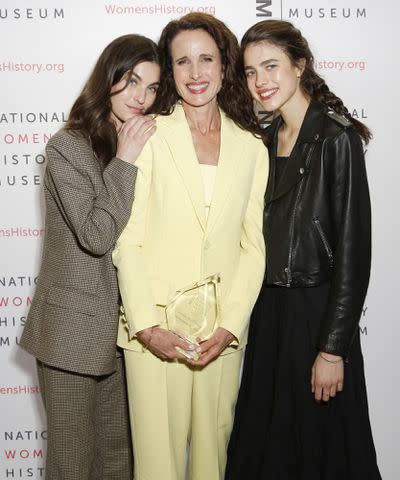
[226,20,381,480]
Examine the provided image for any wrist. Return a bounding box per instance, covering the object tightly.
[318,352,343,364]
[137,327,154,345]
[115,154,131,164]
[219,327,236,345]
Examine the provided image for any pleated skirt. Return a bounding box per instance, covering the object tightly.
[225,283,381,480]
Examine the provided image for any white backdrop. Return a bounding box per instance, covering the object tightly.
[0,1,397,478]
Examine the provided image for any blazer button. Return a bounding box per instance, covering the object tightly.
[204,241,210,250]
[314,133,320,140]
[299,167,305,174]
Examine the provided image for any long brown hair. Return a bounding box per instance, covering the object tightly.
[241,20,371,143]
[152,13,261,136]
[66,34,159,168]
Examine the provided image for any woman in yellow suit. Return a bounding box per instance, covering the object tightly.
[113,13,268,480]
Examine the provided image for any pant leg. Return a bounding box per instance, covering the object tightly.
[189,350,243,480]
[124,350,193,480]
[37,360,97,480]
[92,355,133,480]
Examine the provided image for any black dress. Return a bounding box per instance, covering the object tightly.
[225,157,381,480]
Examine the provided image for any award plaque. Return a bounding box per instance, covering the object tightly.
[165,273,220,361]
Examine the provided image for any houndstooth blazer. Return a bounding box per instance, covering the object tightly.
[20,129,137,376]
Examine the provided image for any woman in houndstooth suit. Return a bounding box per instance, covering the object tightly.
[20,35,160,480]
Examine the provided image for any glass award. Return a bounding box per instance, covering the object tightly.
[165,273,220,361]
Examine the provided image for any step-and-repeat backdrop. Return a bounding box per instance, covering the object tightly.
[0,1,397,478]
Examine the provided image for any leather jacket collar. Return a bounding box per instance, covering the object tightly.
[265,100,326,204]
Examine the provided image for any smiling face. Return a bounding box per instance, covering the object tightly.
[170,28,224,109]
[243,41,305,115]
[110,61,160,128]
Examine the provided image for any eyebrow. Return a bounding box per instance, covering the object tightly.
[131,71,142,81]
[174,53,216,62]
[130,71,160,87]
[244,58,279,70]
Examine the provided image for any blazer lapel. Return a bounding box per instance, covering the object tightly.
[166,104,207,231]
[206,111,239,235]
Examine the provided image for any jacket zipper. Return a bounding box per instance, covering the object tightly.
[313,218,333,266]
[286,144,316,286]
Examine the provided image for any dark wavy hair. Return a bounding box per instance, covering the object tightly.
[151,13,261,136]
[66,34,159,168]
[241,20,371,143]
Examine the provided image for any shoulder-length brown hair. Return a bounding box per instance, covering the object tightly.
[152,13,261,136]
[241,20,371,143]
[66,34,159,168]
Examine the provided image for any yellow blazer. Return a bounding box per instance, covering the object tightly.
[113,103,268,352]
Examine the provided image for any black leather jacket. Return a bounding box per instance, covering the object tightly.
[264,100,371,357]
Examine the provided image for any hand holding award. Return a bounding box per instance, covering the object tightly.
[165,274,220,361]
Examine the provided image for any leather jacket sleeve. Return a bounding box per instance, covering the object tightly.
[317,128,371,357]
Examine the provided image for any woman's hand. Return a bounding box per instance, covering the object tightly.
[189,327,236,368]
[136,327,194,361]
[311,351,344,402]
[116,114,156,164]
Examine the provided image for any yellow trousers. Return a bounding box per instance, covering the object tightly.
[124,349,243,480]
